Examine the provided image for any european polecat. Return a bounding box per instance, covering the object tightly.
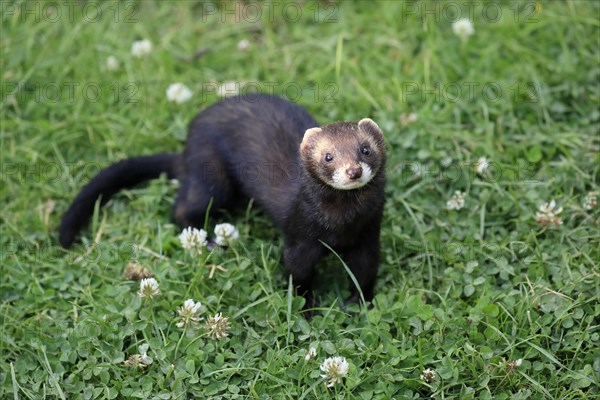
[59,94,386,308]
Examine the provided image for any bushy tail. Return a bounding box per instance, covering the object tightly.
[59,153,180,248]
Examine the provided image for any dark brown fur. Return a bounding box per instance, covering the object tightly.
[59,94,386,309]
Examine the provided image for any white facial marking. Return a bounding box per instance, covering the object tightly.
[329,162,373,190]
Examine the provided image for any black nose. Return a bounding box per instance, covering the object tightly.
[346,167,362,180]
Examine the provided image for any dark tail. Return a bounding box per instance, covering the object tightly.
[59,153,180,248]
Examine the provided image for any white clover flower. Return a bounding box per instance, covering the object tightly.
[204,312,230,340]
[320,356,349,387]
[452,19,474,42]
[304,347,317,361]
[440,157,453,168]
[122,262,152,281]
[217,81,240,97]
[505,357,523,372]
[446,190,466,210]
[420,367,436,383]
[138,343,152,365]
[124,343,153,369]
[105,56,119,71]
[179,227,208,255]
[583,191,597,210]
[514,358,523,367]
[399,112,418,126]
[176,299,203,329]
[131,39,153,57]
[475,157,490,175]
[410,162,422,177]
[214,223,239,246]
[138,277,160,298]
[166,83,193,104]
[535,199,563,227]
[237,39,250,51]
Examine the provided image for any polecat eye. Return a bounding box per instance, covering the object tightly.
[361,146,371,155]
[325,153,334,162]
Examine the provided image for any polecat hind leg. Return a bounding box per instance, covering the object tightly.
[173,160,234,229]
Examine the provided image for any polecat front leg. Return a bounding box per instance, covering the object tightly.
[283,240,325,311]
[343,221,382,305]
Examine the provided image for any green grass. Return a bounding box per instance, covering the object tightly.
[1,1,599,398]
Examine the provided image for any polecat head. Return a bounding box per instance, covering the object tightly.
[300,118,386,190]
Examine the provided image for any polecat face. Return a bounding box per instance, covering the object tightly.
[300,118,386,190]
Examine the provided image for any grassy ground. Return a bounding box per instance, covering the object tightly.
[1,0,599,398]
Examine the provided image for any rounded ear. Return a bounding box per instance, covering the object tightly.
[358,118,383,140]
[300,127,322,154]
